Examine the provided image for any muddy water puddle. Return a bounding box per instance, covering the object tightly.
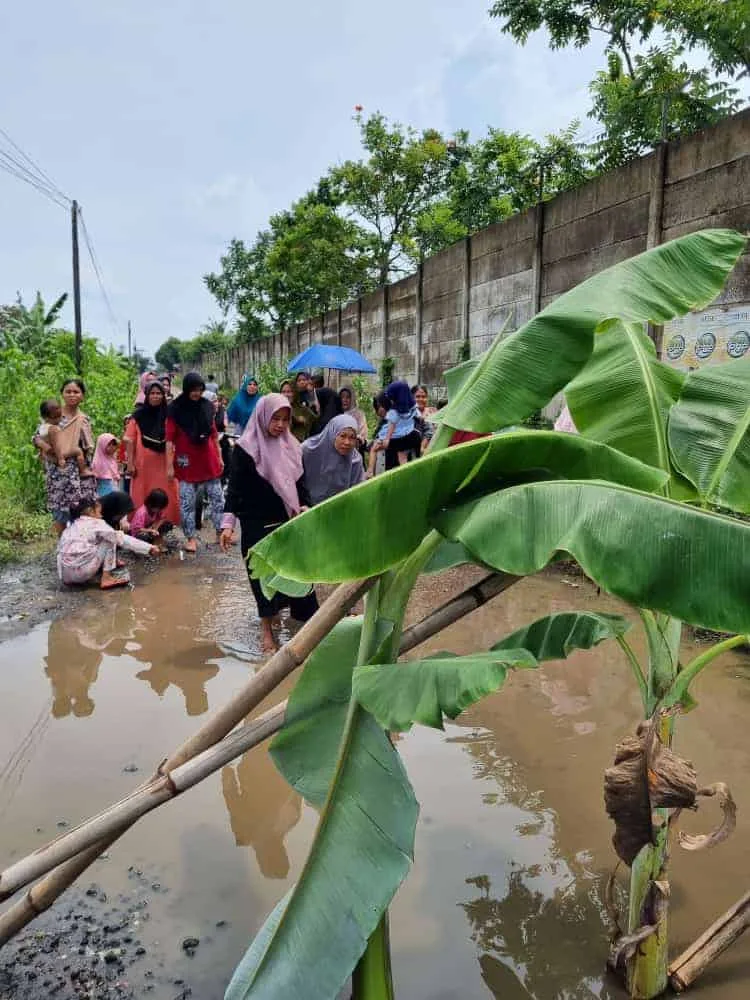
[1,557,749,998]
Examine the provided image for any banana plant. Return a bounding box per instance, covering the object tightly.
[226,228,749,1000]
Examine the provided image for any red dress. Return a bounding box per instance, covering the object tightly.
[124,421,180,523]
[165,419,222,483]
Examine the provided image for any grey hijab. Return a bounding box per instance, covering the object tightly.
[302,414,364,505]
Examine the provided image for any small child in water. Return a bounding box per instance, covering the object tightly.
[129,488,173,543]
[37,399,88,475]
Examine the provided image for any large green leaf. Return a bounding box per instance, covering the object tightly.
[668,357,750,514]
[353,649,536,732]
[434,480,750,635]
[439,230,746,434]
[227,618,417,1000]
[251,431,667,585]
[567,320,684,475]
[492,611,631,659]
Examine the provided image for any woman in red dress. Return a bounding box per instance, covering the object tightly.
[124,381,180,526]
[166,373,224,552]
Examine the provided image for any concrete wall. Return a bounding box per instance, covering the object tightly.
[203,110,750,398]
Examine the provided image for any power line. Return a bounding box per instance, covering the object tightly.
[0,127,70,201]
[77,207,121,341]
[0,127,70,209]
[0,150,69,210]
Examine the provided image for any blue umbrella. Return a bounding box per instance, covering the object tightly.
[287,344,376,374]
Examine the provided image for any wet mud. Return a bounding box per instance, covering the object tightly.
[1,536,749,998]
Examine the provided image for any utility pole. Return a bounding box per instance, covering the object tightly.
[71,200,83,374]
[127,320,132,359]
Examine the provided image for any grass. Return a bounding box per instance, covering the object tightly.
[0,491,52,565]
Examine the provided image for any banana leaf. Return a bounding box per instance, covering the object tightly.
[668,356,750,514]
[438,229,746,434]
[433,480,750,635]
[226,619,417,1000]
[492,611,631,659]
[353,649,537,731]
[566,320,684,475]
[251,431,667,586]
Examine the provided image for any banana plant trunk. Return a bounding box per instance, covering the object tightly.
[626,616,681,999]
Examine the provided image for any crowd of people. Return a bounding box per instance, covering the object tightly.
[33,369,444,651]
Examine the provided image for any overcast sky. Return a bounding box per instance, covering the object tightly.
[1,0,605,357]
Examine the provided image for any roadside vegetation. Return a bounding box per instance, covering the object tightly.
[0,295,137,562]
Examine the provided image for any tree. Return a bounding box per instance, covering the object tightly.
[489,0,750,81]
[0,292,68,352]
[180,321,233,365]
[154,336,183,371]
[326,112,452,283]
[589,45,741,169]
[205,196,376,338]
[417,126,590,255]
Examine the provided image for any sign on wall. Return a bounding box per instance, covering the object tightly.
[663,304,750,370]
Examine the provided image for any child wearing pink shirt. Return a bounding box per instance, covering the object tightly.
[129,488,173,541]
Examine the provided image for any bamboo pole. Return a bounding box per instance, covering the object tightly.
[0,570,521,944]
[669,891,750,992]
[399,572,519,654]
[0,578,372,940]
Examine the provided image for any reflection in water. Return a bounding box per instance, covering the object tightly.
[44,616,109,718]
[452,729,618,1000]
[222,748,302,879]
[464,869,616,999]
[41,577,226,719]
[135,649,221,717]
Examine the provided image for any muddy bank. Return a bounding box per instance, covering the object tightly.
[1,538,750,998]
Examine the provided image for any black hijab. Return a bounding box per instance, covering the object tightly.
[167,373,214,445]
[133,381,168,452]
[100,490,135,529]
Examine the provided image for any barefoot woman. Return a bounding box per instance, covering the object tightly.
[220,393,318,653]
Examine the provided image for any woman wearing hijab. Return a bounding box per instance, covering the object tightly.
[219,393,318,653]
[124,380,180,525]
[166,372,224,553]
[134,371,159,408]
[338,386,368,446]
[226,374,262,432]
[302,414,364,506]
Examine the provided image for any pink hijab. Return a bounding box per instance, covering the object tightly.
[91,433,119,480]
[238,393,303,517]
[134,371,158,406]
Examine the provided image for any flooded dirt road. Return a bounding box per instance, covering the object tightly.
[1,545,749,998]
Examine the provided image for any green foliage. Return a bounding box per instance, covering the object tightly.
[436,479,750,635]
[493,610,632,658]
[154,336,183,370]
[354,648,536,731]
[251,431,668,584]
[0,291,68,352]
[0,329,136,517]
[490,0,745,173]
[567,320,685,475]
[439,229,744,435]
[256,358,292,396]
[668,358,750,512]
[227,618,417,1000]
[327,112,452,282]
[232,228,748,1000]
[417,125,590,255]
[588,45,740,170]
[379,356,395,387]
